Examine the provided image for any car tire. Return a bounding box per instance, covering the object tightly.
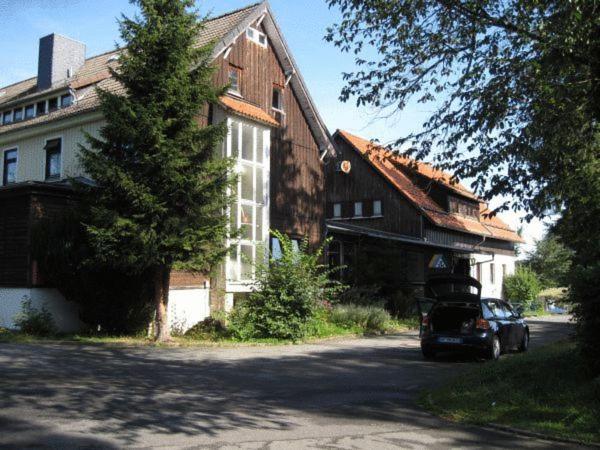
[421,346,436,359]
[487,335,501,361]
[519,332,529,352]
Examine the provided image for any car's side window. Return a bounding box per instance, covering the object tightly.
[488,301,506,318]
[481,302,494,320]
[502,302,516,318]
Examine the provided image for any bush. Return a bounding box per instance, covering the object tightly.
[338,285,385,307]
[503,266,542,309]
[13,297,57,336]
[229,231,344,341]
[32,214,155,334]
[185,314,229,340]
[329,304,391,333]
[387,288,418,318]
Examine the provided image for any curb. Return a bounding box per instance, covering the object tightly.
[482,422,600,448]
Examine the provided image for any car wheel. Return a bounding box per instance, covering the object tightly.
[487,335,501,361]
[422,346,436,359]
[519,332,529,352]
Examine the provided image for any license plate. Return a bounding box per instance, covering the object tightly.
[438,337,462,344]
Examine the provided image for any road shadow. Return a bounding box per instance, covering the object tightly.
[0,319,576,448]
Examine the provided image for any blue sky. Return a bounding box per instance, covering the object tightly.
[0,0,549,252]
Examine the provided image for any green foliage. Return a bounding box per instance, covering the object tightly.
[326,0,600,373]
[525,233,574,288]
[229,231,345,341]
[13,298,57,337]
[503,266,542,309]
[420,342,600,443]
[31,215,155,334]
[338,285,386,307]
[329,304,391,333]
[184,314,229,340]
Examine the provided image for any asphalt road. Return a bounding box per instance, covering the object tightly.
[0,316,577,449]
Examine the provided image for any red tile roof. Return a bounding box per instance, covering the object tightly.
[336,130,524,243]
[219,95,279,127]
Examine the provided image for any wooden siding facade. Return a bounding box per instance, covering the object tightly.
[326,134,422,238]
[212,21,325,246]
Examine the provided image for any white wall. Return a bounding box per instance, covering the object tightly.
[0,287,83,332]
[470,253,516,299]
[168,288,211,334]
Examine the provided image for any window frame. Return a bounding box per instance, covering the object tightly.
[224,117,270,286]
[60,93,73,108]
[333,202,342,218]
[246,27,267,48]
[2,147,18,186]
[373,199,382,216]
[36,100,47,116]
[354,201,363,217]
[24,104,35,120]
[272,85,284,112]
[48,97,59,113]
[13,107,23,122]
[228,65,242,95]
[2,110,13,125]
[44,137,62,180]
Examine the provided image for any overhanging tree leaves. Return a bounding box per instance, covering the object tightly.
[326,1,600,372]
[79,0,233,341]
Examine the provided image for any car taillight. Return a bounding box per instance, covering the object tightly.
[476,318,491,330]
[422,315,430,326]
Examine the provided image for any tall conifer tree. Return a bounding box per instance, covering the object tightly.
[79,0,233,341]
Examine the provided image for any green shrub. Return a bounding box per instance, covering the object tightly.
[338,285,386,307]
[13,297,57,337]
[503,266,542,309]
[387,288,418,318]
[229,231,344,341]
[184,314,229,340]
[329,304,391,333]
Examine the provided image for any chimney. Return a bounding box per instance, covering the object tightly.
[37,34,86,91]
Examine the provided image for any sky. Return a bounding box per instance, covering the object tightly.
[0,0,552,255]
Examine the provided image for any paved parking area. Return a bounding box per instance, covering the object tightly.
[0,316,577,449]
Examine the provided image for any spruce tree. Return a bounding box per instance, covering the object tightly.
[79,0,233,341]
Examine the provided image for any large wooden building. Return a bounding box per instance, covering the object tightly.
[326,130,524,299]
[0,2,333,331]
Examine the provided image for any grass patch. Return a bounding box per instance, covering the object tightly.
[419,341,600,444]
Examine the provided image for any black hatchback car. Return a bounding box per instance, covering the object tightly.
[419,274,529,360]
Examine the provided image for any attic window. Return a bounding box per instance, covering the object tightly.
[25,104,35,120]
[2,111,13,125]
[48,97,58,113]
[61,93,73,108]
[228,66,241,94]
[13,108,23,122]
[246,27,267,48]
[272,86,284,111]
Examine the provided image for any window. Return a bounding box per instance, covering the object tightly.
[60,94,73,108]
[373,200,382,216]
[354,201,363,217]
[481,302,494,320]
[272,86,284,111]
[2,111,12,125]
[228,66,241,94]
[13,108,23,122]
[36,101,47,115]
[48,97,58,112]
[271,237,282,260]
[246,27,267,47]
[490,263,495,284]
[333,203,342,218]
[2,149,17,185]
[487,300,505,318]
[501,302,516,318]
[25,104,35,119]
[226,118,270,282]
[45,138,61,179]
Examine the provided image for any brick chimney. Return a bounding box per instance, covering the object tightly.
[37,34,86,91]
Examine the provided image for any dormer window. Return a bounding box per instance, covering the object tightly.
[228,65,241,94]
[36,101,47,115]
[2,111,12,125]
[246,27,267,48]
[60,94,73,108]
[48,97,58,113]
[13,108,23,122]
[25,104,35,119]
[272,86,284,111]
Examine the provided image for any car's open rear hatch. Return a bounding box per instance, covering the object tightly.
[425,274,482,304]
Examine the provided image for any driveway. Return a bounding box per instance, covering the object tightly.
[0,316,576,449]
